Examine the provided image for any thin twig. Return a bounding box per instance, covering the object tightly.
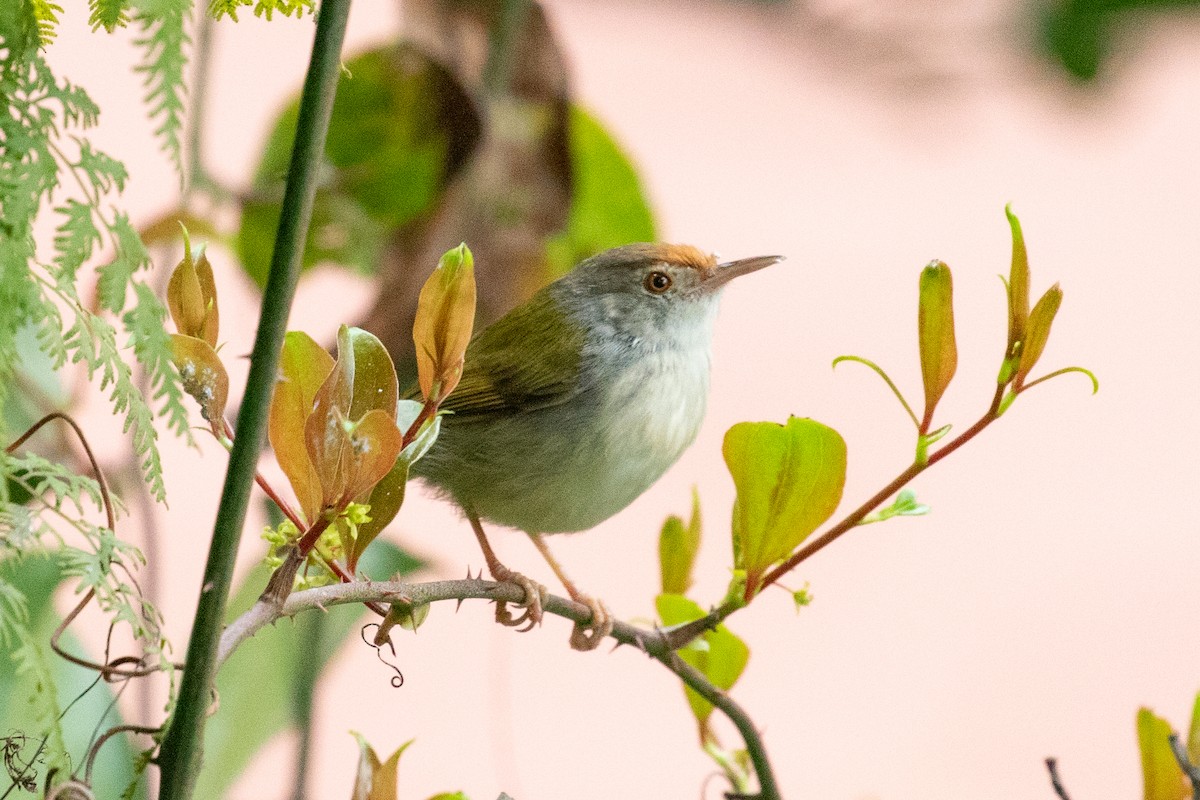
[1045,757,1071,800]
[1169,734,1200,800]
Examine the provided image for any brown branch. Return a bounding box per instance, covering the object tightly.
[217,577,781,799]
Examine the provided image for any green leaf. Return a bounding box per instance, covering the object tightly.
[1004,204,1030,355]
[659,489,701,595]
[237,44,480,286]
[197,540,422,800]
[656,593,749,736]
[1137,707,1190,800]
[270,331,335,523]
[917,260,956,430]
[723,417,847,593]
[544,105,656,278]
[1014,283,1062,389]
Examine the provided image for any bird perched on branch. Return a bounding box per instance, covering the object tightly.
[411,243,780,650]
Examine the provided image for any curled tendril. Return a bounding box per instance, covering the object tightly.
[360,624,405,688]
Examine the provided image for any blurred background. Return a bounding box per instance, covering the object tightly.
[19,0,1200,797]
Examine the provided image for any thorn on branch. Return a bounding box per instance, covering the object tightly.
[1046,757,1071,800]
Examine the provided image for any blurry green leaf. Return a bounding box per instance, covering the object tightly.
[544,105,656,278]
[1014,284,1063,389]
[791,584,813,611]
[270,331,335,523]
[198,540,422,800]
[1005,204,1030,355]
[350,732,411,800]
[1189,692,1200,770]
[656,593,749,736]
[917,260,956,429]
[238,45,480,286]
[1137,707,1190,800]
[413,244,476,402]
[384,600,430,633]
[659,489,701,596]
[425,794,469,800]
[170,333,228,427]
[0,554,146,799]
[723,417,847,593]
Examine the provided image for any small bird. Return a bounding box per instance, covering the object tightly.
[411,243,781,649]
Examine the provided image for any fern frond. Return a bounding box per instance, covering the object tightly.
[29,0,63,47]
[96,213,150,312]
[51,199,101,287]
[3,451,107,517]
[75,139,128,193]
[207,0,312,22]
[0,578,30,647]
[89,0,131,32]
[134,0,190,177]
[125,283,194,444]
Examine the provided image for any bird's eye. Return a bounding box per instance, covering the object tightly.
[644,271,672,294]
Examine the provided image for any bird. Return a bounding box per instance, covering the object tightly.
[410,243,781,650]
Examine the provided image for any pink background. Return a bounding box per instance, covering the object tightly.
[43,1,1200,798]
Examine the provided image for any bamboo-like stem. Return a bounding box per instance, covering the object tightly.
[156,1,352,796]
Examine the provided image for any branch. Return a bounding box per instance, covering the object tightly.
[1045,757,1071,800]
[217,578,781,800]
[156,0,353,796]
[1169,734,1200,800]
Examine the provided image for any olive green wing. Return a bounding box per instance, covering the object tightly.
[423,291,586,418]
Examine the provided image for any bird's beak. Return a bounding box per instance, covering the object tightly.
[700,254,784,293]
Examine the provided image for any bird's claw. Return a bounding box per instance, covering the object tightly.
[492,570,547,632]
[569,595,614,652]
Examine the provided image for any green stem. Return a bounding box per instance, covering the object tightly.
[155,1,352,796]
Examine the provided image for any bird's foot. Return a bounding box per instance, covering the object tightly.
[490,564,548,633]
[568,594,614,652]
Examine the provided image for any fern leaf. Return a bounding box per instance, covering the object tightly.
[89,0,131,31]
[96,213,151,312]
[51,199,101,286]
[29,0,63,47]
[76,139,128,193]
[124,283,194,445]
[207,0,248,21]
[134,0,190,177]
[0,578,30,647]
